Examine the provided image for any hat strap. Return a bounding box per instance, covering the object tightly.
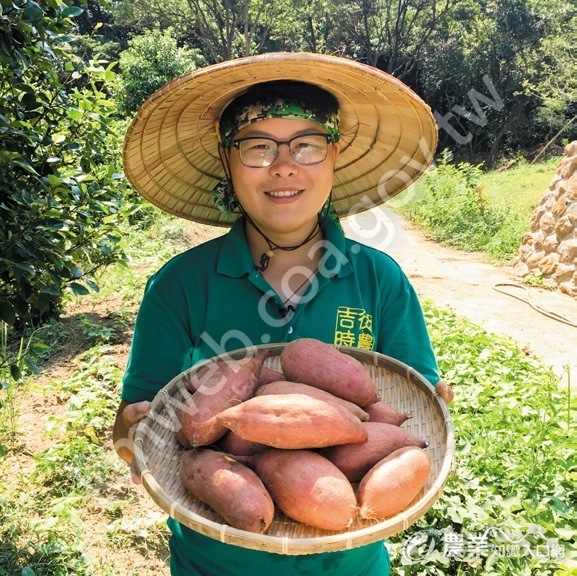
[245,195,333,272]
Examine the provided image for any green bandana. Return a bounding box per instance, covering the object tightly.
[218,97,340,148]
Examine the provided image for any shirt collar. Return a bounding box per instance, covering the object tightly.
[216,215,353,279]
[217,217,255,278]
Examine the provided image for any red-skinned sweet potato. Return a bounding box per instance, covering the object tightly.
[364,401,410,427]
[255,380,369,421]
[215,430,269,457]
[254,449,357,531]
[175,351,267,448]
[318,422,428,482]
[180,448,274,533]
[358,446,431,519]
[216,393,368,449]
[258,366,287,386]
[280,338,378,406]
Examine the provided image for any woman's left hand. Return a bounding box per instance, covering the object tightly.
[436,380,454,405]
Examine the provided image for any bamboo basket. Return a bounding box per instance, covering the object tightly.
[133,343,456,555]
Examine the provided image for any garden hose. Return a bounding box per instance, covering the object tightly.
[492,283,577,328]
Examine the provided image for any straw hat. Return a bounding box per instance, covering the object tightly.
[123,52,438,227]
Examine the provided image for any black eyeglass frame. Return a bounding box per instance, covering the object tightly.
[230,133,337,167]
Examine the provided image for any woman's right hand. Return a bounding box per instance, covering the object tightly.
[112,400,151,485]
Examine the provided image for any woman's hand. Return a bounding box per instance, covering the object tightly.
[436,380,454,405]
[112,400,151,484]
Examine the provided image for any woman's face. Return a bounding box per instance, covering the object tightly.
[226,118,340,241]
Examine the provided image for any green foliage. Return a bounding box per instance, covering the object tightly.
[0,320,47,453]
[115,28,203,114]
[105,0,576,161]
[0,0,139,329]
[392,152,525,261]
[523,1,577,142]
[34,347,123,496]
[387,302,575,575]
[0,342,168,574]
[0,495,89,576]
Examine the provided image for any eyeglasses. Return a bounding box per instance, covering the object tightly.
[231,133,335,168]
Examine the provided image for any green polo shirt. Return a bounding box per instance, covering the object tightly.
[121,215,439,576]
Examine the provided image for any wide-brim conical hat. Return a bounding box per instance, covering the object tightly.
[123,52,438,226]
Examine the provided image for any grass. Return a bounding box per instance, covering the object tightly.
[479,156,561,215]
[0,198,575,575]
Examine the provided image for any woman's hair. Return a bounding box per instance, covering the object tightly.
[220,80,340,129]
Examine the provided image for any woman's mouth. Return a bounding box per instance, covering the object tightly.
[265,190,302,198]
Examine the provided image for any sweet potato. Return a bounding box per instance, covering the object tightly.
[258,366,287,386]
[318,422,428,482]
[175,351,267,448]
[280,338,378,406]
[216,393,368,449]
[182,357,257,394]
[180,448,274,533]
[255,380,369,422]
[358,446,431,519]
[254,449,357,531]
[215,430,269,457]
[364,401,410,427]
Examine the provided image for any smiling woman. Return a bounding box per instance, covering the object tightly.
[217,80,342,271]
[115,52,451,576]
[225,117,341,267]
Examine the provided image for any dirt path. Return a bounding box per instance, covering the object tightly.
[343,207,577,388]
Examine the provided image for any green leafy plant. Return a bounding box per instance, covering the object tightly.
[33,348,123,496]
[0,0,138,329]
[386,302,576,575]
[391,152,528,262]
[115,27,204,114]
[80,317,117,345]
[0,321,45,453]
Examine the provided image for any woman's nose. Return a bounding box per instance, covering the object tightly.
[270,143,298,176]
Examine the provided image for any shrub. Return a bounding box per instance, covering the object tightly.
[115,28,204,115]
[392,152,523,261]
[0,0,138,329]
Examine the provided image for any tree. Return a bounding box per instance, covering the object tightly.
[115,28,204,114]
[345,0,460,78]
[116,0,291,62]
[523,0,577,150]
[0,0,136,328]
[69,0,135,64]
[418,0,547,167]
[267,0,352,54]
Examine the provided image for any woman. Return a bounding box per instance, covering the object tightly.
[113,52,453,576]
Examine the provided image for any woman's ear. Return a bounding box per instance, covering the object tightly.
[331,141,342,162]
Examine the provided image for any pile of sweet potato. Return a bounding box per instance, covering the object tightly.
[176,338,431,534]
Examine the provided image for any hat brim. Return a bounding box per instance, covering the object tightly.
[123,52,438,226]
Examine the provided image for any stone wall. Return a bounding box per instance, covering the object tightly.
[513,141,577,298]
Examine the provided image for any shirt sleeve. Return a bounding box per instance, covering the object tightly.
[376,265,440,386]
[121,273,194,403]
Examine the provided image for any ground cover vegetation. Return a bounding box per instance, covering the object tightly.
[0,212,575,575]
[1,0,576,574]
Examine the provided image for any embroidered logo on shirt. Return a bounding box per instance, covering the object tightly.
[334,306,374,350]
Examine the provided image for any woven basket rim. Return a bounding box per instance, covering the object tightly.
[133,344,456,554]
